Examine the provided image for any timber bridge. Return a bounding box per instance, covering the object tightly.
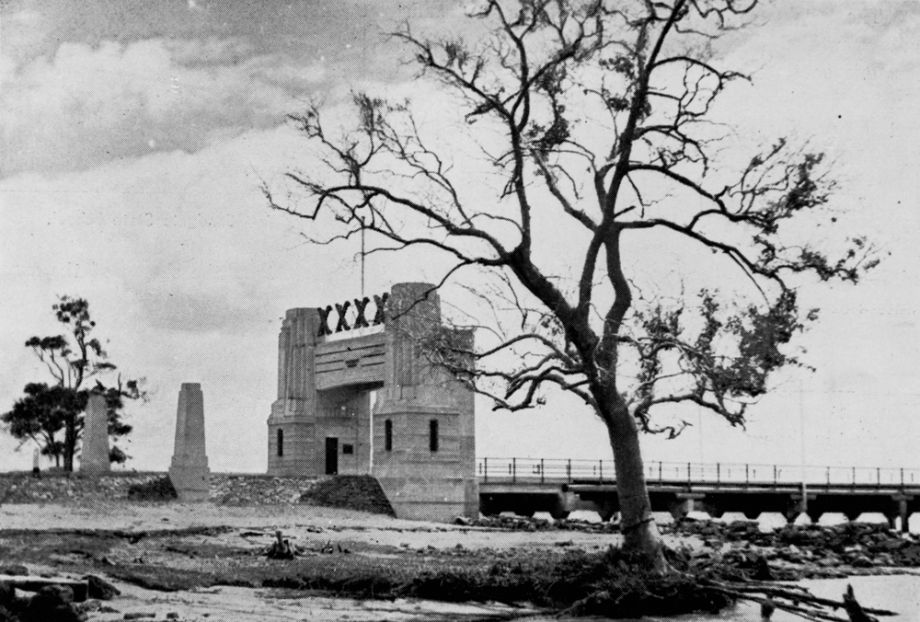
[477,458,920,532]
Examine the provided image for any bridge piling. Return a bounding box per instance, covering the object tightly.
[895,496,912,534]
[670,498,691,522]
[785,496,802,524]
[886,512,897,530]
[551,491,572,520]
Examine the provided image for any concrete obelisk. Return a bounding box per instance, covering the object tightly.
[80,393,110,474]
[168,383,210,501]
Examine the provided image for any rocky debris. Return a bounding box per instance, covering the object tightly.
[0,568,27,578]
[0,472,160,504]
[127,477,177,502]
[0,583,15,610]
[0,472,317,506]
[472,515,620,532]
[299,475,395,516]
[470,514,920,577]
[669,519,920,577]
[0,576,87,603]
[21,585,85,622]
[85,575,120,600]
[317,540,350,554]
[211,475,316,505]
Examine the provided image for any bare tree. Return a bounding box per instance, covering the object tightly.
[264,0,876,568]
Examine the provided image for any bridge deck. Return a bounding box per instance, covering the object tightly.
[477,458,920,490]
[476,458,920,527]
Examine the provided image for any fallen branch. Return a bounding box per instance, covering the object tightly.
[702,580,895,622]
[842,584,879,622]
[705,580,895,616]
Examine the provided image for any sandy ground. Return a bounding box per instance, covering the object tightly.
[78,583,541,622]
[0,502,649,621]
[0,501,634,550]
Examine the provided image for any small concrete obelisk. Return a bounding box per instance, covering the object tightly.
[168,383,210,501]
[81,393,110,474]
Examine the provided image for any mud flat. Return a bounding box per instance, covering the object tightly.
[0,502,641,621]
[2,501,919,620]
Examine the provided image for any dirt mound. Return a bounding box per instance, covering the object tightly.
[300,476,394,516]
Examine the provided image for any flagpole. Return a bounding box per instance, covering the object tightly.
[360,227,366,299]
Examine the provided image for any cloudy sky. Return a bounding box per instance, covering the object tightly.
[1,0,918,476]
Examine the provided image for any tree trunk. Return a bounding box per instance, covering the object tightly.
[606,398,666,571]
[63,414,77,472]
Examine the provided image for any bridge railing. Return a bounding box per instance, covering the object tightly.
[477,457,920,489]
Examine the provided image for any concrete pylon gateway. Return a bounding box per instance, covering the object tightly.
[266,282,477,521]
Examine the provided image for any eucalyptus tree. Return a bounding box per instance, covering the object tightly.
[3,297,144,470]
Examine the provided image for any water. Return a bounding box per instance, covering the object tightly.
[520,574,920,622]
[559,510,920,535]
[523,511,920,620]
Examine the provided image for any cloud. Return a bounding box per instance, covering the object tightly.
[136,290,266,334]
[0,9,47,65]
[0,37,326,177]
[0,124,379,472]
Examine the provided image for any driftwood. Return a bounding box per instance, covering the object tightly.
[704,579,893,622]
[266,530,296,560]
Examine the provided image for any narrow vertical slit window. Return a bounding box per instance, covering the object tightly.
[429,419,439,452]
[277,429,284,457]
[385,419,393,452]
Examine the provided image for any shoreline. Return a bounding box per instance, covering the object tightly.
[1,501,919,620]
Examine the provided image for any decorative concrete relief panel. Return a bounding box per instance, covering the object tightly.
[314,334,386,390]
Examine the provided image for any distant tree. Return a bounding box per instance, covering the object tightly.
[265,0,878,569]
[2,296,145,471]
